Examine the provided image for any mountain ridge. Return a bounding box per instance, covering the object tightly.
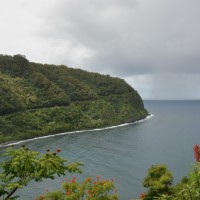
[0,54,148,144]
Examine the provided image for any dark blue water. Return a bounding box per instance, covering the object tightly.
[1,100,200,199]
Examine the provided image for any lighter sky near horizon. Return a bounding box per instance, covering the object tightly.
[1,0,200,100]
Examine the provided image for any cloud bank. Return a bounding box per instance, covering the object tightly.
[1,0,200,99]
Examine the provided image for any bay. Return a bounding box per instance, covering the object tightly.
[1,100,200,200]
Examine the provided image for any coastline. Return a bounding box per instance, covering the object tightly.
[0,114,153,148]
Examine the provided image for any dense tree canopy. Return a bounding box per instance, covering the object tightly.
[0,54,148,144]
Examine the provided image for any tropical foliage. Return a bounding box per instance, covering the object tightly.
[36,176,118,200]
[0,146,118,200]
[140,144,200,200]
[0,146,83,200]
[0,145,200,200]
[0,54,148,144]
[141,164,173,199]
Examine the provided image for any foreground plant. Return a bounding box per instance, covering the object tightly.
[36,176,118,200]
[140,144,200,200]
[0,146,83,200]
[193,144,200,162]
[141,164,173,199]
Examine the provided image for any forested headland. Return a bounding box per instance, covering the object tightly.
[0,54,148,144]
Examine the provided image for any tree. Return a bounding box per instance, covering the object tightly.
[0,146,83,200]
[0,146,118,200]
[142,164,173,199]
[156,145,200,200]
[36,176,118,200]
[140,145,200,200]
[13,55,29,76]
[13,55,28,67]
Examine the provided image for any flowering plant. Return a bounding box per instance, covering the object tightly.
[0,146,83,200]
[36,176,118,200]
[193,144,200,162]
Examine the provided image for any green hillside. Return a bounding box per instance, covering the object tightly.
[0,54,148,144]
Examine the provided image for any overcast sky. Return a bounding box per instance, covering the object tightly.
[1,0,200,100]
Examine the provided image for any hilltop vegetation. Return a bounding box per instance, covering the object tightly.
[0,54,148,144]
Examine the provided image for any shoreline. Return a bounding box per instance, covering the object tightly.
[0,114,154,148]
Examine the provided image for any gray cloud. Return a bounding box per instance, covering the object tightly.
[150,73,200,100]
[0,0,200,99]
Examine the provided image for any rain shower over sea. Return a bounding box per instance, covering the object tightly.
[1,100,200,200]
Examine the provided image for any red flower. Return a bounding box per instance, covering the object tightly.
[66,191,70,196]
[71,176,76,183]
[87,190,92,194]
[96,176,100,179]
[85,177,92,182]
[140,192,146,199]
[193,144,200,162]
[56,148,61,153]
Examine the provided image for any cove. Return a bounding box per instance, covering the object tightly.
[1,100,200,200]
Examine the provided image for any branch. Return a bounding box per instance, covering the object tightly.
[5,187,18,200]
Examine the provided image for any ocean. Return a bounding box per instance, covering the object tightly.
[1,100,200,200]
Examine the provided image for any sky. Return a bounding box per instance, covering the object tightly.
[0,0,200,100]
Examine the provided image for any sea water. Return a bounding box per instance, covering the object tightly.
[1,100,200,200]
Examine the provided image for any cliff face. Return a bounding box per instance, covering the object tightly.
[0,54,148,143]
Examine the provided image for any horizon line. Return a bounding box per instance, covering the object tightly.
[143,99,200,101]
